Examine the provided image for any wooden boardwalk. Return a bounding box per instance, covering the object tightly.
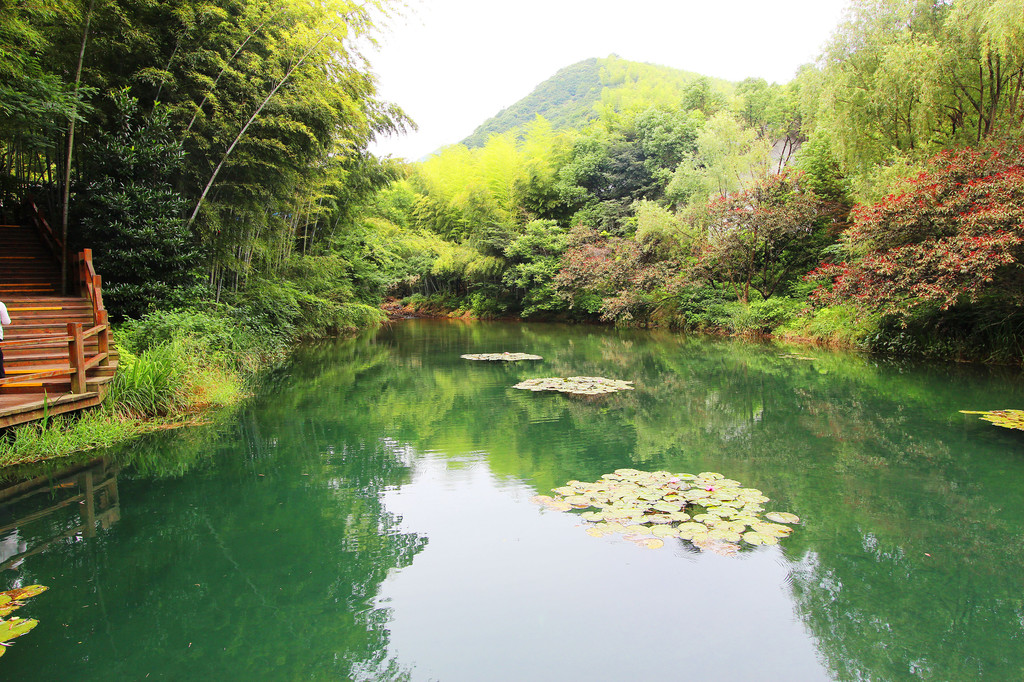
[0,210,117,428]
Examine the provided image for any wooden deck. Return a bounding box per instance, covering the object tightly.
[0,210,117,428]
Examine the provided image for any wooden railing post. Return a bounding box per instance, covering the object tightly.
[81,249,92,296]
[97,310,110,367]
[67,322,86,394]
[93,274,104,313]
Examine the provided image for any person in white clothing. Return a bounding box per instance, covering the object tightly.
[0,300,10,378]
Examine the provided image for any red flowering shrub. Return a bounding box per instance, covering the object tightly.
[690,172,826,302]
[809,147,1024,316]
[554,225,678,324]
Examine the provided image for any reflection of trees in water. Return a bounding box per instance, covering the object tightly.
[268,320,1024,680]
[9,321,1014,679]
[0,406,426,680]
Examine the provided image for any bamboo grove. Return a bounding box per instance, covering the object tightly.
[1,0,409,325]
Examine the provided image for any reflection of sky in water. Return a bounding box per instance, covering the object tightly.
[377,452,829,682]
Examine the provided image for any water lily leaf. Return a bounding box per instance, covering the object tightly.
[707,528,743,543]
[704,507,735,517]
[752,522,793,538]
[0,617,38,648]
[718,521,749,534]
[765,512,800,524]
[689,530,712,544]
[676,522,708,539]
[544,469,793,554]
[513,376,635,395]
[643,538,665,549]
[742,531,779,546]
[961,408,1024,431]
[0,586,47,604]
[461,353,542,361]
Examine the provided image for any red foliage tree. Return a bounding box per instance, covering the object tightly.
[690,171,825,302]
[809,147,1024,316]
[554,225,678,324]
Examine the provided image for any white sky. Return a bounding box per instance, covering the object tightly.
[366,0,852,160]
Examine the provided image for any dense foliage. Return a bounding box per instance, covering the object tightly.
[363,0,1024,362]
[1,0,408,333]
[3,0,1023,362]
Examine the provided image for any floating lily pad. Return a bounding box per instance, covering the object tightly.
[512,376,635,395]
[461,353,543,361]
[0,584,46,655]
[742,531,779,546]
[532,469,799,554]
[960,409,1024,432]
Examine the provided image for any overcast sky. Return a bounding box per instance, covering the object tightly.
[366,0,853,160]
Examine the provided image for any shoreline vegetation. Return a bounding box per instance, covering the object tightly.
[0,293,1012,473]
[0,308,290,471]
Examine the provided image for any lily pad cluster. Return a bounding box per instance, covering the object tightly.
[960,409,1024,432]
[532,469,799,553]
[513,376,635,395]
[0,584,47,657]
[461,352,543,361]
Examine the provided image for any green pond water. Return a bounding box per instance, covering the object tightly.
[3,320,1024,681]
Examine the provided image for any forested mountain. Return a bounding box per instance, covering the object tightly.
[461,55,734,148]
[371,0,1024,362]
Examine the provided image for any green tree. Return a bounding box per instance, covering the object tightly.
[73,90,201,318]
[690,171,825,302]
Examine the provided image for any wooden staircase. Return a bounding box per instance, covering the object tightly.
[0,210,118,428]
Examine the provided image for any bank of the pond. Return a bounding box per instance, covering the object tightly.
[393,293,1024,365]
[0,343,254,468]
[0,305,378,469]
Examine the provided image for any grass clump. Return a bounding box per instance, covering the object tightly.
[0,306,287,467]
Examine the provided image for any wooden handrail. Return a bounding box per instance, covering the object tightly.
[82,352,108,371]
[23,196,63,267]
[0,368,74,386]
[81,323,105,340]
[0,333,74,349]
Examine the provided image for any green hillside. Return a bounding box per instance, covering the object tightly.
[461,55,735,148]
